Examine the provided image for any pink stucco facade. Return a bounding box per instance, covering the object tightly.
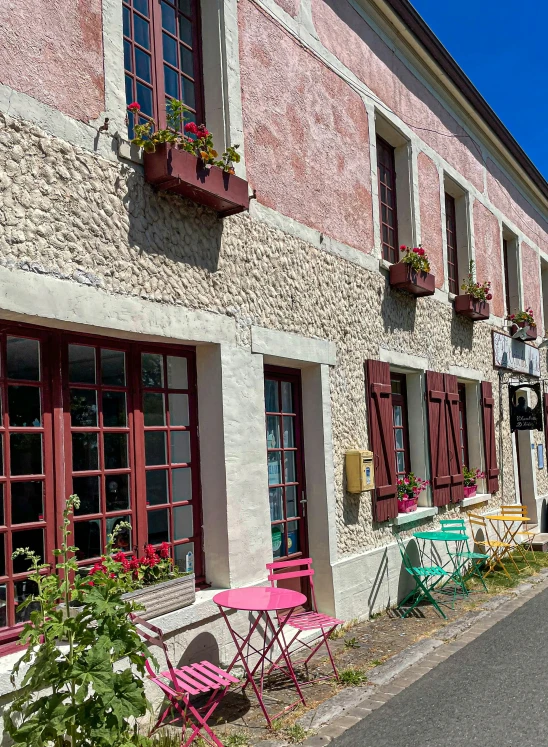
[521,242,543,337]
[238,0,374,252]
[0,0,104,122]
[272,0,301,17]
[418,152,444,288]
[474,201,504,319]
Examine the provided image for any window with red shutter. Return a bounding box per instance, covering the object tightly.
[481,381,499,493]
[445,374,464,503]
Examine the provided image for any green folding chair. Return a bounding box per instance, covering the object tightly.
[439,518,488,592]
[395,534,453,619]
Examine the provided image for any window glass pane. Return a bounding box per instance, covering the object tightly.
[182,76,195,109]
[171,431,190,464]
[148,508,170,544]
[287,520,300,555]
[391,378,402,395]
[104,433,128,470]
[73,475,100,515]
[143,393,165,426]
[136,82,153,117]
[181,45,194,77]
[283,417,295,448]
[70,389,97,427]
[103,391,127,427]
[161,0,176,32]
[68,345,96,384]
[123,5,131,36]
[142,353,164,388]
[134,0,149,16]
[265,380,278,412]
[284,451,296,483]
[7,338,40,381]
[14,578,40,623]
[269,487,283,522]
[12,529,44,573]
[11,481,43,524]
[8,386,41,427]
[271,525,284,559]
[394,429,404,450]
[266,416,280,449]
[174,504,193,540]
[169,393,189,426]
[133,13,150,49]
[106,474,130,512]
[72,433,98,472]
[11,433,42,475]
[74,520,102,560]
[124,39,132,72]
[0,535,4,576]
[393,405,402,427]
[107,515,132,550]
[178,0,191,15]
[145,431,167,466]
[281,382,293,413]
[164,65,179,98]
[167,356,188,389]
[268,452,282,486]
[0,435,3,476]
[0,485,4,525]
[172,467,192,502]
[163,32,178,66]
[135,47,152,82]
[174,541,194,572]
[286,485,298,518]
[179,14,192,45]
[0,584,5,627]
[101,349,126,386]
[396,451,406,474]
[146,469,168,505]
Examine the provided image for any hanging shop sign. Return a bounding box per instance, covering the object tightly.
[493,330,540,377]
[509,382,543,432]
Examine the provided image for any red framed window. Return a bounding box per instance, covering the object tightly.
[457,383,469,467]
[123,0,205,137]
[391,374,411,479]
[377,137,399,263]
[445,193,459,295]
[0,324,203,650]
[503,238,512,316]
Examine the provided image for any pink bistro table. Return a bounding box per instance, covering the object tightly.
[214,586,307,727]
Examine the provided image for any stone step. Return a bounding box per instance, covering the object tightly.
[529,534,548,552]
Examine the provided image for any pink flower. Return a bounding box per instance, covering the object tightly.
[127,102,140,112]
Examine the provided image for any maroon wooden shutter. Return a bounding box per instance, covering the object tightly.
[426,371,451,506]
[445,374,464,503]
[365,360,398,522]
[481,381,500,493]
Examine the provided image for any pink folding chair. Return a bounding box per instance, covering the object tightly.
[266,558,344,682]
[131,614,239,747]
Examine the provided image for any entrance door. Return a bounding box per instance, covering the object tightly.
[264,367,309,598]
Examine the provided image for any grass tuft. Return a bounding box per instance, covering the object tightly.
[284,723,310,744]
[344,636,360,649]
[225,732,250,747]
[338,667,368,686]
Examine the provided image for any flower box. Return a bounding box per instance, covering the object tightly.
[397,497,418,514]
[122,573,195,620]
[143,144,249,218]
[463,485,477,499]
[510,323,537,341]
[389,263,435,297]
[454,294,490,321]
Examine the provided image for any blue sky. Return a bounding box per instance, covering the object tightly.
[410,0,547,180]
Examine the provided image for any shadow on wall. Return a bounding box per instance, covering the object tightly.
[122,166,225,274]
[539,497,547,533]
[175,629,222,667]
[380,280,417,334]
[450,313,474,351]
[368,546,389,614]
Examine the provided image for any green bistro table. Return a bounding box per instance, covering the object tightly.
[414,530,470,595]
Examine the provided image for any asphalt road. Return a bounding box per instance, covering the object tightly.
[334,587,548,747]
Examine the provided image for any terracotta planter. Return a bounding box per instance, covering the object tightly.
[122,574,195,620]
[143,144,249,217]
[454,294,490,321]
[389,263,435,297]
[463,485,477,499]
[397,497,418,514]
[510,323,537,340]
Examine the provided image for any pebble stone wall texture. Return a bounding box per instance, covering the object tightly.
[0,112,533,558]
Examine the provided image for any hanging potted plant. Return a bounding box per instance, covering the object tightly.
[508,308,537,340]
[397,473,430,513]
[463,466,486,498]
[454,260,492,321]
[389,245,436,296]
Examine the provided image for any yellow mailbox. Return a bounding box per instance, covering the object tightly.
[345,450,375,493]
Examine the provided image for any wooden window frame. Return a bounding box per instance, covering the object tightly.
[390,373,411,480]
[503,238,512,316]
[377,136,399,263]
[457,383,469,468]
[445,193,459,295]
[123,0,206,134]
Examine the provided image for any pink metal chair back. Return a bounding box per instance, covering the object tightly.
[266,557,317,610]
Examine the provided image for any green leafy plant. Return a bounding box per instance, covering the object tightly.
[128,99,241,173]
[5,495,153,747]
[463,466,486,487]
[399,244,430,273]
[460,260,492,301]
[338,667,368,686]
[370,659,383,667]
[224,732,250,747]
[508,307,536,328]
[344,636,360,649]
[283,724,310,744]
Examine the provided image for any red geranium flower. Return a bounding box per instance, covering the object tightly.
[486,294,493,300]
[184,122,199,135]
[400,244,407,251]
[159,541,170,559]
[127,102,141,112]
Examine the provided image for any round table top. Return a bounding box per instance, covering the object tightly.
[413,531,468,541]
[484,514,526,522]
[213,586,307,612]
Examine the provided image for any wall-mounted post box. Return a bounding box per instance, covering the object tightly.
[345,450,375,493]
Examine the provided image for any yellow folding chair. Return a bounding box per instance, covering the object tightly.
[468,512,513,580]
[500,505,537,565]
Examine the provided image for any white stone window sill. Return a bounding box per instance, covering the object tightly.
[461,493,491,508]
[117,138,143,164]
[379,258,393,271]
[390,506,438,526]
